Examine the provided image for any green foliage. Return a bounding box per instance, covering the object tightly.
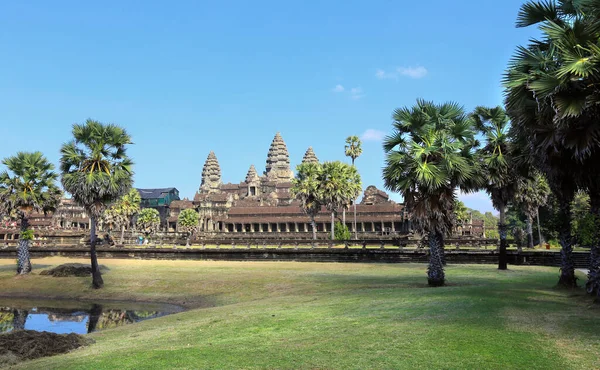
[472,106,518,215]
[178,208,199,233]
[103,188,142,231]
[291,162,323,219]
[334,222,351,241]
[571,191,594,247]
[344,136,362,164]
[60,119,134,218]
[383,99,480,236]
[20,229,34,240]
[136,208,160,236]
[454,200,469,224]
[0,151,62,218]
[320,161,362,214]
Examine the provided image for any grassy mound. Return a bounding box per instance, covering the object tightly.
[0,330,93,366]
[40,263,108,277]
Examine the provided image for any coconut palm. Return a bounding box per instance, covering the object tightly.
[0,152,61,274]
[472,106,519,270]
[514,173,550,248]
[291,162,323,240]
[345,135,363,238]
[178,208,199,246]
[60,119,134,288]
[320,161,361,241]
[503,0,600,287]
[383,99,480,286]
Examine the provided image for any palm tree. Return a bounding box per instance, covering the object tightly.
[136,208,160,243]
[383,99,480,286]
[291,162,323,240]
[104,188,141,245]
[345,136,363,239]
[320,161,361,241]
[503,0,600,287]
[178,208,199,246]
[472,106,518,270]
[514,173,550,248]
[0,152,61,274]
[60,119,134,288]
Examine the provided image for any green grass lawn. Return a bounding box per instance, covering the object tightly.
[1,258,599,369]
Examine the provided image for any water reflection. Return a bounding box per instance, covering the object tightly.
[0,301,182,335]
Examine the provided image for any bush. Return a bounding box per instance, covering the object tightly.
[334,222,351,241]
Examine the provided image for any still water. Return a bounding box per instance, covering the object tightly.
[0,299,183,335]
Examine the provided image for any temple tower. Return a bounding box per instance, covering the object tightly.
[301,147,319,164]
[200,151,222,193]
[264,132,293,182]
[245,164,260,196]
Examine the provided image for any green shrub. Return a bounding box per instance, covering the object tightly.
[20,229,34,240]
[334,222,351,241]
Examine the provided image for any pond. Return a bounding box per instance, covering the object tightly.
[0,299,184,335]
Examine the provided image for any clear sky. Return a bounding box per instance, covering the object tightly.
[0,1,538,213]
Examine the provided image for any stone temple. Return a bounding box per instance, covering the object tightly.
[167,132,411,238]
[0,132,486,243]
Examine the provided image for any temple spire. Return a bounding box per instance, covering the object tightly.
[245,164,259,183]
[264,132,293,182]
[200,151,222,193]
[301,147,319,164]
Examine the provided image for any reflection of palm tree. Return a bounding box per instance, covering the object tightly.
[12,309,28,331]
[87,304,103,334]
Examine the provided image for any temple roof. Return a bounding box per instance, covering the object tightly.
[136,188,178,200]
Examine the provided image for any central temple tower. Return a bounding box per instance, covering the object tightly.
[264,132,293,182]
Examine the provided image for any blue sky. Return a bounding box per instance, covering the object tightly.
[0,1,538,213]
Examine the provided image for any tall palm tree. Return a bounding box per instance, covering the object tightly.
[514,173,550,248]
[0,152,61,274]
[472,106,518,270]
[345,135,363,239]
[291,162,323,240]
[320,161,361,241]
[60,119,134,288]
[503,0,600,287]
[383,99,480,286]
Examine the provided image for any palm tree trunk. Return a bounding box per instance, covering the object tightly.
[17,214,32,274]
[186,232,191,247]
[90,216,104,289]
[557,197,577,288]
[586,193,600,297]
[12,309,28,331]
[536,208,543,247]
[498,204,508,270]
[342,208,346,225]
[120,224,126,245]
[353,201,357,239]
[310,215,317,240]
[427,231,445,286]
[526,214,534,249]
[331,211,335,240]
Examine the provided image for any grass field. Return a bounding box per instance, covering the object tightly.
[1,257,599,369]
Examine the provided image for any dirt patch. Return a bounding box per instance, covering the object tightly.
[0,330,94,366]
[40,263,109,277]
